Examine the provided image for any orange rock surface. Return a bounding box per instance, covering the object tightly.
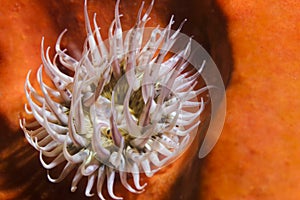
[199,0,300,199]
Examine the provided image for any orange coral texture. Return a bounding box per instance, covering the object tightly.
[200,0,300,199]
[0,0,300,199]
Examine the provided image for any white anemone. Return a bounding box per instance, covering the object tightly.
[20,0,207,199]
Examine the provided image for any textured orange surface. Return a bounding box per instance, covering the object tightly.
[199,0,300,199]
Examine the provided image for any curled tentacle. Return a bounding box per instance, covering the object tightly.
[20,1,208,200]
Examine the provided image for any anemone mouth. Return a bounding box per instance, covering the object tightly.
[69,25,209,173]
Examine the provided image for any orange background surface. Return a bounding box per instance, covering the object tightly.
[200,1,300,199]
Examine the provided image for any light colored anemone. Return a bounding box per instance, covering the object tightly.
[20,0,207,199]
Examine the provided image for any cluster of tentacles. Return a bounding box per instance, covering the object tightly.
[20,0,207,199]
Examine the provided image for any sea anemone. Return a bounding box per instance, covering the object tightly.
[19,0,209,199]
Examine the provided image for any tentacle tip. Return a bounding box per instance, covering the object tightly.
[142,183,148,188]
[85,192,95,197]
[71,186,77,192]
[19,118,24,128]
[46,171,56,183]
[26,69,32,76]
[136,189,146,194]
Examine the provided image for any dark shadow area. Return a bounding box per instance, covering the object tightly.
[170,0,233,87]
[167,0,233,199]
[0,115,87,200]
[39,0,87,61]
